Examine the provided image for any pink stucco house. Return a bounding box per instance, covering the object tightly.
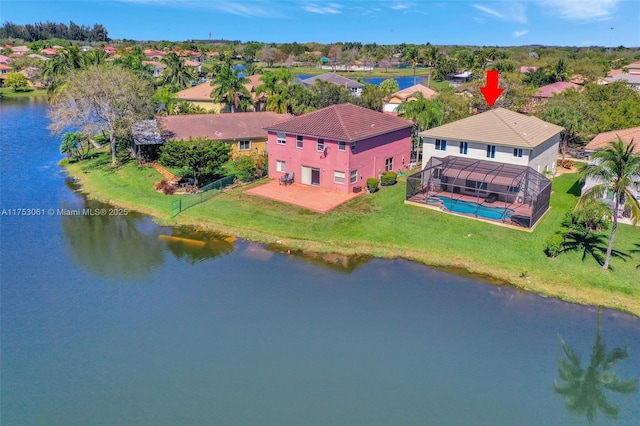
[264,103,413,193]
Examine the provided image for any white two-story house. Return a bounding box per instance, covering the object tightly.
[419,108,563,175]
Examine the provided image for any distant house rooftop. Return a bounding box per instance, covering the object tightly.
[585,127,640,154]
[175,74,265,102]
[158,111,290,142]
[387,83,438,101]
[519,66,538,73]
[534,82,581,99]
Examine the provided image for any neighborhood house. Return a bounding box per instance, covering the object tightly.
[299,72,365,97]
[383,83,438,114]
[264,103,413,193]
[582,126,640,223]
[405,108,564,228]
[158,111,290,157]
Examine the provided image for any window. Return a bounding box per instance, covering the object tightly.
[276,132,286,145]
[317,138,325,152]
[239,140,251,151]
[276,160,286,172]
[435,139,447,151]
[513,148,523,158]
[459,141,468,155]
[486,144,496,158]
[334,171,345,184]
[385,157,393,172]
[296,135,303,149]
[350,169,357,184]
[338,141,346,151]
[351,142,357,152]
[433,168,443,179]
[466,180,487,190]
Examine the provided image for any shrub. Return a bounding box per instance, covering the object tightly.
[366,178,379,193]
[544,233,564,258]
[380,171,397,186]
[557,159,575,169]
[155,179,176,195]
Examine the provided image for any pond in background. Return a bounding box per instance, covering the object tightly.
[1,99,638,425]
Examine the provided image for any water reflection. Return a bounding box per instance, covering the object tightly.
[61,198,166,279]
[161,226,234,265]
[555,309,638,423]
[266,244,370,274]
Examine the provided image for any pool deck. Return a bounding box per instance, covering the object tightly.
[244,179,363,213]
[406,191,537,231]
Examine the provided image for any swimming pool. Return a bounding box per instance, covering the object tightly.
[436,196,514,220]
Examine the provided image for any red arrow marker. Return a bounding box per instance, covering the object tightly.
[480,70,504,108]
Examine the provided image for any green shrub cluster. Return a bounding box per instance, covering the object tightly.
[380,172,397,186]
[366,178,379,193]
[544,233,564,258]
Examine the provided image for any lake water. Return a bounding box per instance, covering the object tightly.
[1,99,639,425]
[297,74,428,90]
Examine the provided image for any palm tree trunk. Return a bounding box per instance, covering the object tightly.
[603,200,619,270]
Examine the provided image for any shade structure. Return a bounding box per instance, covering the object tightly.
[406,156,552,229]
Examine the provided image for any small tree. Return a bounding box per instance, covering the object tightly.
[48,64,155,166]
[4,72,30,91]
[159,138,232,186]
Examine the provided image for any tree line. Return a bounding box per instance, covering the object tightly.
[0,21,109,42]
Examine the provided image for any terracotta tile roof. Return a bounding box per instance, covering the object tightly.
[607,69,624,77]
[585,127,640,154]
[264,103,413,142]
[158,112,291,141]
[0,64,13,70]
[520,66,538,73]
[142,60,165,68]
[299,72,364,89]
[419,108,564,149]
[534,82,581,98]
[0,54,11,63]
[184,60,201,67]
[176,75,264,102]
[387,84,438,102]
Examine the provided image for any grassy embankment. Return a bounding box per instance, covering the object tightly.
[0,87,47,98]
[64,153,640,317]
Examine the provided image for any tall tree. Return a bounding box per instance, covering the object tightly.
[578,137,640,269]
[48,65,155,166]
[210,66,252,113]
[403,46,421,85]
[160,52,196,90]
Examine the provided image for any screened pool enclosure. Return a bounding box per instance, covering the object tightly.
[406,156,552,228]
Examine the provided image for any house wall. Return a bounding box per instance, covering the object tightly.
[229,138,267,158]
[422,138,531,167]
[422,134,559,174]
[267,128,411,193]
[528,134,560,175]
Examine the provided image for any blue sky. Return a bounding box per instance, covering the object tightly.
[2,0,639,46]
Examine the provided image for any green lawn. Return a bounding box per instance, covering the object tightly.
[0,87,47,98]
[65,154,640,316]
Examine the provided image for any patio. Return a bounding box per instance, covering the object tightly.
[244,179,363,213]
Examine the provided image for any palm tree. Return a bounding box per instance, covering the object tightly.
[159,52,196,90]
[42,45,85,96]
[403,46,421,85]
[210,66,252,113]
[555,309,637,423]
[579,137,640,269]
[83,49,108,66]
[396,93,444,162]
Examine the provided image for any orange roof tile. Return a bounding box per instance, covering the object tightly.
[158,112,291,141]
[585,127,640,154]
[264,103,413,142]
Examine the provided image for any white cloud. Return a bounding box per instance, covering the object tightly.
[303,2,343,14]
[537,0,620,21]
[473,3,527,24]
[513,29,529,37]
[390,3,411,10]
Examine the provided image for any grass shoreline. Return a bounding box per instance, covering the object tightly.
[62,157,640,317]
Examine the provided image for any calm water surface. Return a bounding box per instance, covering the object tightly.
[1,100,639,425]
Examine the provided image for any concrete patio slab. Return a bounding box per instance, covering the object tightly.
[244,179,363,213]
